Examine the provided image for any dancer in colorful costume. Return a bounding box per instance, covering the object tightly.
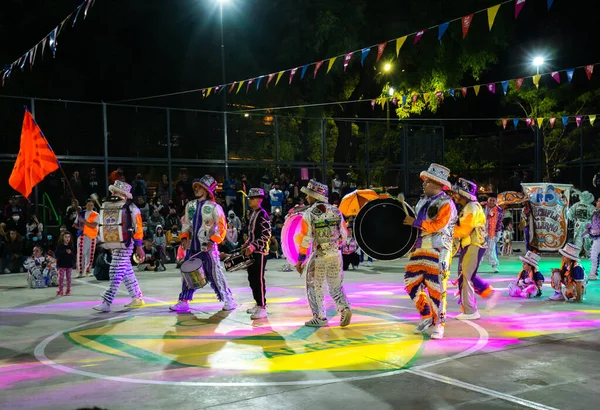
[451,178,497,320]
[403,164,457,339]
[295,179,352,327]
[549,243,587,302]
[170,175,237,313]
[587,197,600,280]
[508,251,544,298]
[94,180,145,312]
[568,191,595,258]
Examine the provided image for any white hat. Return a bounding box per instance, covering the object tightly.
[580,191,595,204]
[301,179,329,202]
[454,178,477,201]
[108,180,133,199]
[559,243,581,262]
[420,163,451,190]
[519,251,540,269]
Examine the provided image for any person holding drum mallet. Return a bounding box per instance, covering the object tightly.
[242,188,272,320]
[295,179,352,328]
[169,175,237,313]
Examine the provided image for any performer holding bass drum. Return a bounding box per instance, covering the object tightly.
[242,188,272,320]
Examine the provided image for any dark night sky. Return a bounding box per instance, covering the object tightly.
[1,0,598,114]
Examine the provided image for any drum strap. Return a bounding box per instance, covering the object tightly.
[123,201,134,247]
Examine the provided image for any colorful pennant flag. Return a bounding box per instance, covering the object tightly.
[449,89,455,98]
[550,117,556,128]
[533,74,541,88]
[256,76,263,90]
[435,91,443,102]
[289,68,298,84]
[515,0,527,19]
[275,71,284,86]
[438,22,449,43]
[49,28,58,58]
[566,69,574,83]
[327,57,337,73]
[246,78,254,93]
[360,48,370,66]
[576,116,583,128]
[547,0,555,10]
[487,4,501,30]
[551,71,560,84]
[502,119,508,129]
[461,87,468,97]
[266,73,275,88]
[402,95,407,105]
[537,118,544,128]
[9,109,59,198]
[376,42,386,62]
[562,116,568,127]
[462,14,474,39]
[300,66,308,80]
[412,94,419,103]
[371,100,376,110]
[313,61,324,78]
[590,115,597,126]
[229,82,237,94]
[502,80,509,95]
[487,83,496,94]
[585,65,594,80]
[236,81,245,94]
[413,30,426,45]
[513,119,520,128]
[396,36,407,56]
[526,118,533,127]
[344,52,353,71]
[206,87,212,97]
[516,78,524,90]
[473,85,481,96]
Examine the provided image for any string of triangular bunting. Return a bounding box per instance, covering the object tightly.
[175,0,557,100]
[502,115,597,130]
[0,0,95,87]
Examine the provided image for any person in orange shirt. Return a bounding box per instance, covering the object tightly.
[94,180,145,313]
[169,175,236,313]
[73,199,99,277]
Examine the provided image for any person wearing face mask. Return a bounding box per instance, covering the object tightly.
[227,210,242,232]
[6,213,26,236]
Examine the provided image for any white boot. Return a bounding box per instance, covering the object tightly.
[93,301,111,313]
[169,300,190,312]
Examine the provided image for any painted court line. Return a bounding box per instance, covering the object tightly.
[406,368,560,410]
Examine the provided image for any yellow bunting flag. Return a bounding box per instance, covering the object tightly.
[590,115,597,126]
[236,80,245,94]
[327,57,337,73]
[537,118,544,128]
[473,85,481,96]
[396,36,407,57]
[206,87,212,97]
[275,71,284,86]
[533,74,541,88]
[487,4,501,31]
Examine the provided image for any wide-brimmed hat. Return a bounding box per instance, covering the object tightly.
[301,179,329,202]
[192,175,217,198]
[519,251,541,269]
[559,243,581,262]
[247,187,266,198]
[454,178,478,201]
[580,191,595,204]
[420,163,451,190]
[108,180,133,199]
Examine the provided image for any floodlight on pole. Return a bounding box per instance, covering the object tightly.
[388,87,395,96]
[383,63,392,72]
[533,56,545,74]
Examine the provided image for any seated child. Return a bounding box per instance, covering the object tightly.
[23,245,57,288]
[549,243,587,302]
[508,251,544,298]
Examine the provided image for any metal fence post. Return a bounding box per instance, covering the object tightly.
[365,122,370,188]
[167,109,172,195]
[103,103,109,195]
[403,125,409,193]
[321,119,326,184]
[275,115,280,175]
[580,127,584,188]
[441,125,445,165]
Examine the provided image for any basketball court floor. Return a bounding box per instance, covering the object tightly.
[1,251,599,409]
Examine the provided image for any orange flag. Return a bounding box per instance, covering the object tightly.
[9,109,59,198]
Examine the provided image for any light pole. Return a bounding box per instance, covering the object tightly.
[533,56,545,181]
[387,86,394,130]
[219,0,229,181]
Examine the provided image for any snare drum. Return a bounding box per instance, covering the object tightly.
[224,250,254,272]
[281,209,311,265]
[180,258,208,289]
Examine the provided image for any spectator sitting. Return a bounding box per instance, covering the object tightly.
[138,238,164,272]
[166,225,181,262]
[26,215,44,241]
[137,197,150,222]
[165,208,181,231]
[93,249,112,281]
[153,225,167,263]
[148,208,165,236]
[224,221,239,252]
[508,251,544,298]
[268,236,280,259]
[4,229,25,273]
[24,245,57,288]
[4,196,23,220]
[134,173,147,202]
[0,223,7,273]
[269,182,285,216]
[227,210,242,232]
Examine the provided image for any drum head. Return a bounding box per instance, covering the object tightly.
[354,198,417,261]
[281,213,311,265]
[181,258,202,272]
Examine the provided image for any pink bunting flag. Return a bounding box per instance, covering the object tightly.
[487,83,496,94]
[526,118,533,127]
[201,89,206,98]
[412,94,419,103]
[376,42,386,62]
[392,97,398,106]
[246,78,254,93]
[343,52,353,71]
[576,116,583,128]
[585,65,594,80]
[515,0,527,19]
[551,72,561,84]
[313,61,324,78]
[550,117,556,128]
[413,29,426,45]
[289,67,298,84]
[266,73,276,88]
[461,87,468,97]
[502,119,508,129]
[229,82,236,94]
[516,78,524,90]
[462,14,474,39]
[371,99,376,110]
[436,91,443,102]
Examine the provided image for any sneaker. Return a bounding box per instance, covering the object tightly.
[65,290,71,296]
[246,304,259,314]
[535,287,543,298]
[93,301,111,313]
[305,316,328,327]
[251,307,268,319]
[413,317,433,334]
[431,324,444,340]
[493,268,500,273]
[56,290,64,297]
[455,312,481,320]
[340,308,352,327]
[486,291,501,310]
[169,300,191,312]
[549,291,565,301]
[124,298,145,308]
[76,274,84,278]
[588,274,598,281]
[367,261,372,267]
[222,301,238,311]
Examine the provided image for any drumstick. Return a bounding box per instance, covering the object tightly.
[397,193,409,215]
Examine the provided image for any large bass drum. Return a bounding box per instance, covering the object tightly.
[281,206,311,265]
[98,200,131,249]
[353,198,417,260]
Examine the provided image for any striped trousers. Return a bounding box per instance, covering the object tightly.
[101,245,143,304]
[77,235,96,275]
[404,247,449,325]
[179,249,234,303]
[305,253,350,319]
